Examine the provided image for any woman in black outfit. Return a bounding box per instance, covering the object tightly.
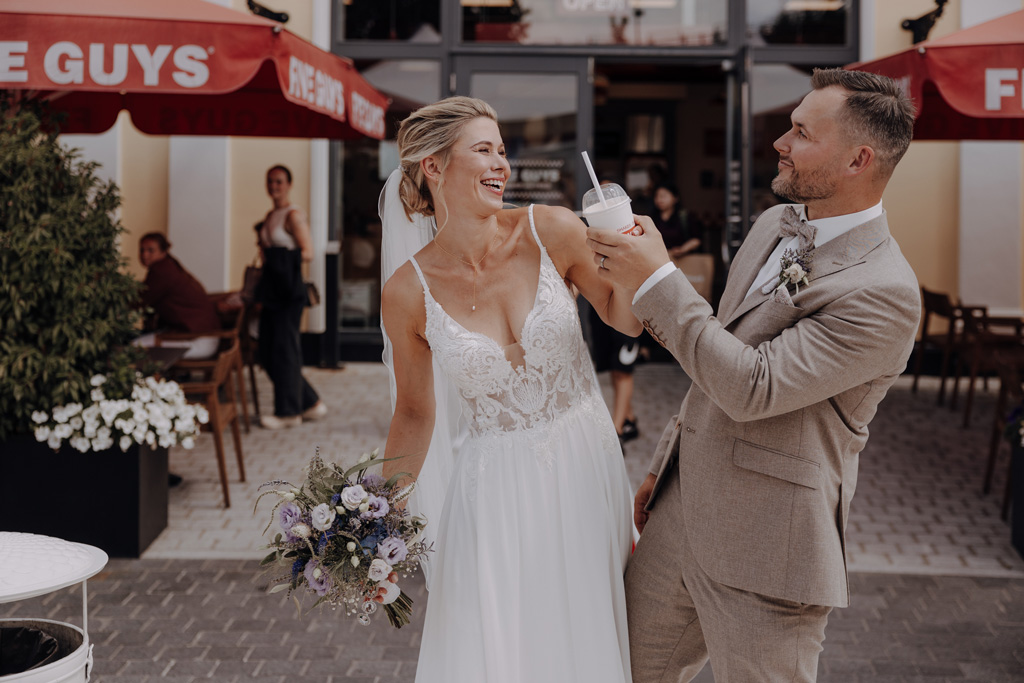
[255,164,326,429]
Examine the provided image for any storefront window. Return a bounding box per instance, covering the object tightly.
[748,0,848,46]
[340,0,441,42]
[339,61,441,331]
[462,0,727,47]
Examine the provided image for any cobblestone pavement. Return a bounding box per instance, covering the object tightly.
[3,363,1023,681]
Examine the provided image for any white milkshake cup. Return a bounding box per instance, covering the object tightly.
[582,183,641,235]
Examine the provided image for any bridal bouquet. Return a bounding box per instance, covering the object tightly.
[256,449,429,628]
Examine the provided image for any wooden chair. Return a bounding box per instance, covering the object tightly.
[157,292,253,432]
[911,287,984,405]
[176,338,246,508]
[984,350,1024,520]
[951,310,1024,427]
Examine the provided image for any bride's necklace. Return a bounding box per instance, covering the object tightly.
[433,223,500,313]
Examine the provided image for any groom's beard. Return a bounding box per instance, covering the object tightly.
[771,164,840,203]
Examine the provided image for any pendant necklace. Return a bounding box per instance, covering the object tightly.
[433,223,500,312]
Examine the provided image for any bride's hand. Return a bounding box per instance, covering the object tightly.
[634,473,656,534]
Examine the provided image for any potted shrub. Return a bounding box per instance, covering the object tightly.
[0,96,204,556]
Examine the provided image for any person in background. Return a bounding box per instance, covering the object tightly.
[255,164,326,430]
[136,232,220,360]
[651,183,701,259]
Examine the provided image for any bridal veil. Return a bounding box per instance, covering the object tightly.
[378,168,463,588]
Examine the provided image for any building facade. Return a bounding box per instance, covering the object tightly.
[67,0,1024,363]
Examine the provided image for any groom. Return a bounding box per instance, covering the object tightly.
[587,68,920,682]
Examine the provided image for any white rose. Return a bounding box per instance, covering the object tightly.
[34,425,50,441]
[90,374,106,387]
[181,437,195,449]
[70,436,90,453]
[31,411,48,424]
[367,558,392,582]
[47,433,62,449]
[377,580,400,605]
[340,485,368,511]
[119,436,133,451]
[310,503,337,531]
[54,424,73,439]
[782,263,806,283]
[91,388,105,402]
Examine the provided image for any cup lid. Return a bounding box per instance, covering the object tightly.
[0,532,108,603]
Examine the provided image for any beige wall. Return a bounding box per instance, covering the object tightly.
[118,113,169,282]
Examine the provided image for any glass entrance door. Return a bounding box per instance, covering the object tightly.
[454,57,592,211]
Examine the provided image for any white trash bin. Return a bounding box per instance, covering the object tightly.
[0,532,108,682]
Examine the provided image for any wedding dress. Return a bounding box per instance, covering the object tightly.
[407,205,634,683]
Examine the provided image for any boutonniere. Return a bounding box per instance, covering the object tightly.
[761,246,813,305]
[775,247,812,294]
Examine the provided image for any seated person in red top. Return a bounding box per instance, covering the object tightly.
[134,232,220,359]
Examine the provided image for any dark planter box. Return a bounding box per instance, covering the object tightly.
[1014,444,1024,560]
[0,434,168,557]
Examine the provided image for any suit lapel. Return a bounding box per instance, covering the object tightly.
[717,206,790,324]
[723,210,891,328]
[806,212,890,283]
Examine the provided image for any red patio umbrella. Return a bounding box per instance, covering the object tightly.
[851,9,1024,140]
[0,0,389,139]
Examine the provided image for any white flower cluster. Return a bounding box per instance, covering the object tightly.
[32,374,209,453]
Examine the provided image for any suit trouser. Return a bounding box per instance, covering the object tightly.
[258,302,319,418]
[624,459,831,683]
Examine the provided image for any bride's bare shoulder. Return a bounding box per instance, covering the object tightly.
[381,261,425,319]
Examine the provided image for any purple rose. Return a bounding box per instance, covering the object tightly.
[377,536,408,564]
[360,473,385,488]
[278,502,302,532]
[303,559,332,596]
[360,494,390,520]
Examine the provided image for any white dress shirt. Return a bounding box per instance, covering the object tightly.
[632,201,884,306]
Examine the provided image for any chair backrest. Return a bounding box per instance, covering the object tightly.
[210,338,241,393]
[920,287,956,320]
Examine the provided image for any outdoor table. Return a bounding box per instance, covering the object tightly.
[0,532,108,682]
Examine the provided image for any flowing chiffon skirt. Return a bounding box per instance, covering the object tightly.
[415,396,634,683]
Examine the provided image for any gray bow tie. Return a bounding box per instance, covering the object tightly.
[780,205,817,251]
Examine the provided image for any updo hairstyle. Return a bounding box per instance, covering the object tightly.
[395,96,498,221]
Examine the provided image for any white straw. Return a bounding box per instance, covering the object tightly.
[581,151,608,208]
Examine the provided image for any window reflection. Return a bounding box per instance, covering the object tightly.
[462,0,727,46]
[341,0,441,42]
[748,0,847,46]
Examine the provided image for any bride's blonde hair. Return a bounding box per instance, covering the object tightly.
[396,96,499,222]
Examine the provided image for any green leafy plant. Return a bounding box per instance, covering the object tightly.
[0,95,145,440]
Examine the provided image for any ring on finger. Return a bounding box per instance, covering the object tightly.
[600,255,608,269]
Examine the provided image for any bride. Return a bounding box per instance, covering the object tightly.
[379,96,639,682]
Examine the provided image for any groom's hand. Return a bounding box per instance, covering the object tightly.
[634,473,657,534]
[586,215,671,294]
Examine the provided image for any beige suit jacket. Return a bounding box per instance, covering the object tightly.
[634,203,920,608]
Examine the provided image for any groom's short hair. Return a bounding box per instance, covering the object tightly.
[810,68,916,180]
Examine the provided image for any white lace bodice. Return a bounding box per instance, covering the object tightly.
[410,205,600,439]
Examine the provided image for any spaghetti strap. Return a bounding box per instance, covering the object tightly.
[526,204,544,248]
[408,256,431,295]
